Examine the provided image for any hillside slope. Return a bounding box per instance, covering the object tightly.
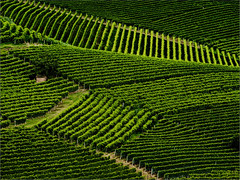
[33,0,239,55]
[8,44,239,178]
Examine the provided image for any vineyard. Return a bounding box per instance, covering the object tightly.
[1,128,143,179]
[1,50,78,127]
[1,0,239,66]
[117,102,239,178]
[0,0,239,179]
[33,0,239,55]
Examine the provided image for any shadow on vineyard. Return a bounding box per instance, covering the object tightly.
[0,0,239,179]
[229,133,240,151]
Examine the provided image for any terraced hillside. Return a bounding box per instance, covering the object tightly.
[34,0,239,55]
[6,44,239,179]
[0,0,239,179]
[1,0,239,66]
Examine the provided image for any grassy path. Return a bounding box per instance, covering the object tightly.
[6,89,88,129]
[25,89,88,128]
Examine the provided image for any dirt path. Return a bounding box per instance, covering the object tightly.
[9,88,89,129]
[96,150,162,180]
[19,0,199,49]
[1,43,43,52]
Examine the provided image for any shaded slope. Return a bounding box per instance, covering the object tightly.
[117,103,239,178]
[11,44,239,179]
[0,128,143,179]
[0,50,78,128]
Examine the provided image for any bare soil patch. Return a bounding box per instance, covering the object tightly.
[36,76,47,83]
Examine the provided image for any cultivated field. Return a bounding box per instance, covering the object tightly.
[0,0,239,179]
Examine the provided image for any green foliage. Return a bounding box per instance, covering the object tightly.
[30,0,238,55]
[118,103,239,178]
[0,52,78,127]
[38,92,154,152]
[33,52,58,77]
[1,16,14,24]
[1,1,238,66]
[1,128,143,179]
[14,45,239,91]
[0,120,11,128]
[1,1,239,178]
[0,16,59,45]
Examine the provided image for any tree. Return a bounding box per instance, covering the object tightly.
[33,52,59,78]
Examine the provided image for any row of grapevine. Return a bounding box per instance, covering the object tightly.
[211,37,239,56]
[0,51,78,127]
[31,0,239,55]
[145,4,239,52]
[1,128,143,179]
[0,16,56,44]
[1,0,239,66]
[116,102,239,178]
[175,170,239,180]
[97,71,239,113]
[36,92,154,152]
[11,45,239,91]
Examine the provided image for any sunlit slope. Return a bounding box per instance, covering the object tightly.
[37,93,154,152]
[1,0,239,65]
[32,0,239,55]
